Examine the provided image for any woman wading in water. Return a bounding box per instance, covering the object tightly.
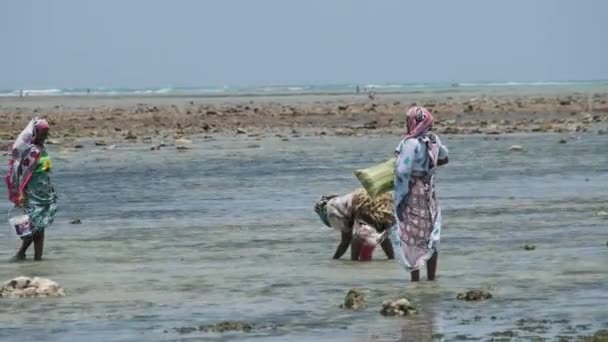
[5,118,57,261]
[315,189,394,261]
[391,107,448,281]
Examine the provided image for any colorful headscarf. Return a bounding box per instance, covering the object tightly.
[405,106,434,139]
[5,118,49,204]
[402,106,440,169]
[314,194,338,228]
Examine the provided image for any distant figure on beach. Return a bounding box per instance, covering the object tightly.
[356,85,360,94]
[391,106,448,281]
[368,89,376,101]
[19,89,23,98]
[314,189,394,261]
[86,88,91,95]
[5,118,57,262]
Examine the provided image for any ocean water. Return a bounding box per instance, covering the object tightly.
[0,134,606,341]
[1,80,608,98]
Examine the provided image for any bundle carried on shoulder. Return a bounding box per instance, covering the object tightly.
[354,158,395,197]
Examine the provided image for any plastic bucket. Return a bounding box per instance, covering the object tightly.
[359,243,375,261]
[8,208,33,238]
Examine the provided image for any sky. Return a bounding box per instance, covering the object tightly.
[1,0,607,89]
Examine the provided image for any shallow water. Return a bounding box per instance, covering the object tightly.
[0,134,607,341]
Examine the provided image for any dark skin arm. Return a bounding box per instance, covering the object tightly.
[333,231,352,259]
[350,238,362,261]
[380,238,394,259]
[437,157,448,166]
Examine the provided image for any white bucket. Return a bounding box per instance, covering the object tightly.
[8,208,33,238]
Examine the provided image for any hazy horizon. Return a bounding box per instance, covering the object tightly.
[2,0,607,90]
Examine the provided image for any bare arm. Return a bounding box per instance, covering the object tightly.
[380,238,394,259]
[333,231,352,259]
[350,238,362,261]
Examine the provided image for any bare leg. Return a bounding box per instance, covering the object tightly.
[427,251,438,281]
[350,238,362,261]
[33,231,45,261]
[410,270,420,282]
[12,237,33,261]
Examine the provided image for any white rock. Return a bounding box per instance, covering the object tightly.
[22,287,37,297]
[9,276,31,290]
[175,138,192,145]
[1,277,64,298]
[10,289,24,298]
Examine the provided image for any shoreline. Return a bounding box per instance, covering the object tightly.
[1,90,607,143]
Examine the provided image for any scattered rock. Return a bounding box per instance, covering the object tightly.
[524,244,536,251]
[596,211,608,217]
[457,290,492,301]
[582,329,608,342]
[174,327,197,334]
[490,330,516,339]
[69,219,82,224]
[335,129,354,136]
[175,321,254,334]
[94,140,107,146]
[175,138,192,150]
[363,120,378,129]
[381,298,417,316]
[598,129,607,135]
[74,144,84,149]
[341,289,366,310]
[125,131,137,140]
[558,138,567,144]
[0,277,65,298]
[236,128,247,134]
[509,145,526,152]
[200,321,254,333]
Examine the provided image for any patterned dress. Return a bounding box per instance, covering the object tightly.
[24,150,57,238]
[391,133,448,272]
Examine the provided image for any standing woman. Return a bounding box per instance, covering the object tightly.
[391,107,448,281]
[5,118,57,261]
